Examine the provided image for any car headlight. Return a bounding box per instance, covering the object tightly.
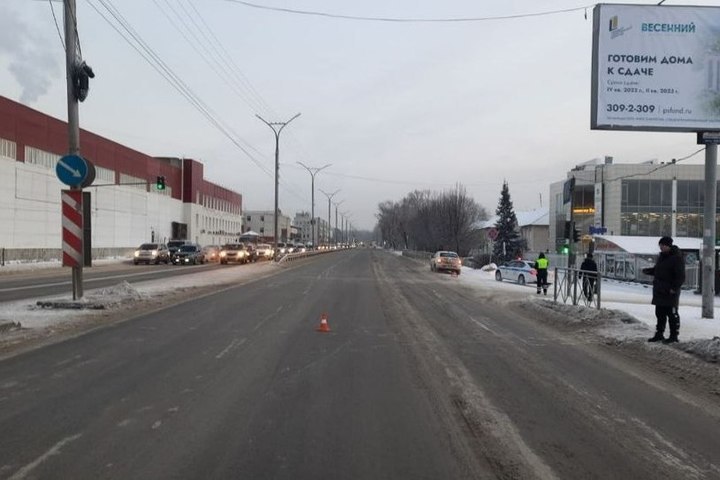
[220,251,226,257]
[151,250,158,256]
[134,251,140,257]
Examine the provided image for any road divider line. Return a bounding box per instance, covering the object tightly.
[215,338,246,359]
[8,433,82,480]
[468,316,498,335]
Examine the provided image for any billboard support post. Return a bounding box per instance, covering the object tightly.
[702,144,717,318]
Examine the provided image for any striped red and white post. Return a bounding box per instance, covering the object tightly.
[61,190,83,267]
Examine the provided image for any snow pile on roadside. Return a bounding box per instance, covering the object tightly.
[526,299,640,329]
[678,337,720,363]
[87,281,146,305]
[524,298,720,363]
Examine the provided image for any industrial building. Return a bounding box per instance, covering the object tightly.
[0,96,243,262]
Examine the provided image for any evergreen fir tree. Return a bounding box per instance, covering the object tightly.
[492,181,526,262]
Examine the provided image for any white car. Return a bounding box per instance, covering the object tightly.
[495,260,538,286]
[255,244,274,260]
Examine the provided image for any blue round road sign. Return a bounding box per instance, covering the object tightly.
[56,155,89,187]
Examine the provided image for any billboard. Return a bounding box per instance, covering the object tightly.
[592,4,720,132]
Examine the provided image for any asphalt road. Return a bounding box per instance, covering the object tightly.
[0,249,719,479]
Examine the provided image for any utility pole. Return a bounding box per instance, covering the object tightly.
[320,189,340,245]
[65,0,82,299]
[256,113,300,258]
[333,199,344,244]
[297,162,330,249]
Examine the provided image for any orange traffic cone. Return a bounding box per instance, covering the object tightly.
[316,313,331,333]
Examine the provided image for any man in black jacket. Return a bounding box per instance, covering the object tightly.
[642,236,685,344]
[580,253,598,301]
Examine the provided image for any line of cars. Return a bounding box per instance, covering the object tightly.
[132,240,275,266]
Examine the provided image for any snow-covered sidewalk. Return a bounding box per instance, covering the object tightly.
[457,265,720,342]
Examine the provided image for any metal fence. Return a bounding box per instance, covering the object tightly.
[553,267,602,309]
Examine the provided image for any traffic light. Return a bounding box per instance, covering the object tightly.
[561,244,569,255]
[72,61,95,102]
[573,227,581,243]
[156,175,166,190]
[563,221,571,240]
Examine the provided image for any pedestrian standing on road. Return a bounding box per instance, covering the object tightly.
[642,236,685,344]
[535,252,549,295]
[580,253,598,301]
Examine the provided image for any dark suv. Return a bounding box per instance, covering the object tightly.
[167,240,188,260]
[172,244,205,265]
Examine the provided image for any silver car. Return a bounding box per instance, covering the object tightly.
[133,243,170,265]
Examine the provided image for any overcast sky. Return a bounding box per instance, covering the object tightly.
[1,0,717,230]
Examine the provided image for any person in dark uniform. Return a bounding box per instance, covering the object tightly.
[534,252,549,295]
[580,253,598,301]
[642,236,685,344]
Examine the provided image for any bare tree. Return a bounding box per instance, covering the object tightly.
[376,184,488,255]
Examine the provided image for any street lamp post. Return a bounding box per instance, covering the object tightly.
[320,189,340,245]
[340,211,350,245]
[297,162,331,249]
[333,200,345,244]
[256,113,300,257]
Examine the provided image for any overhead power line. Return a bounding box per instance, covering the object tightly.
[223,0,595,23]
[603,147,706,182]
[86,0,309,204]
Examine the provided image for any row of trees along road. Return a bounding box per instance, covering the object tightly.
[375,184,488,256]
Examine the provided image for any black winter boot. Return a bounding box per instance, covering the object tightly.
[648,333,665,342]
[663,334,679,344]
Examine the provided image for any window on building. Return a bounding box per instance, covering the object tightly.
[95,166,114,184]
[0,137,17,159]
[24,146,60,170]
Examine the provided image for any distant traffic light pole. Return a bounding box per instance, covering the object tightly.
[297,162,330,249]
[256,113,300,257]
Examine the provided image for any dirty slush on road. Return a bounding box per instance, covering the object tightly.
[373,251,720,479]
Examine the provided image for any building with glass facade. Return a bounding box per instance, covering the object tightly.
[549,157,715,253]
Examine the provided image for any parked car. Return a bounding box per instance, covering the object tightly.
[255,243,274,260]
[202,245,221,263]
[495,260,538,285]
[167,239,189,260]
[430,251,462,275]
[220,243,252,264]
[172,244,205,265]
[133,243,170,265]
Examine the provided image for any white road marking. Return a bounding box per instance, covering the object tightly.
[253,307,282,332]
[468,316,498,335]
[151,421,162,430]
[216,338,247,359]
[8,433,82,480]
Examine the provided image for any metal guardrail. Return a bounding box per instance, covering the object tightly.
[553,267,602,309]
[275,247,347,264]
